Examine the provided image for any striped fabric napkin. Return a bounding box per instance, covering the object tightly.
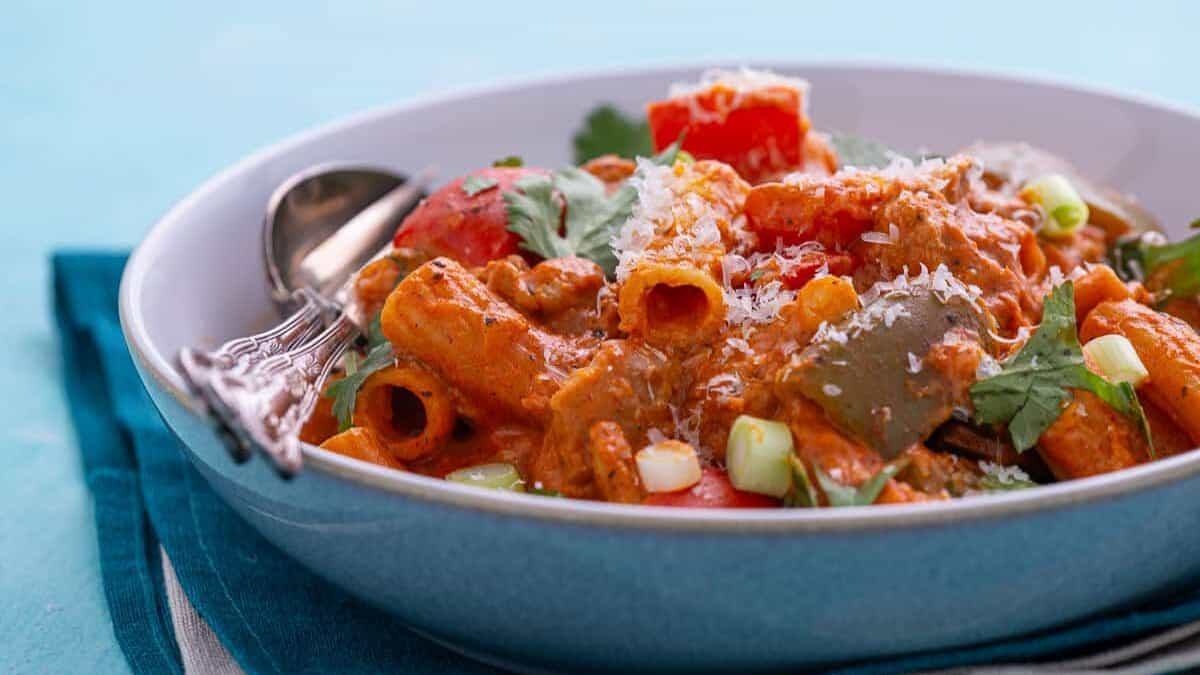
[53,251,1200,675]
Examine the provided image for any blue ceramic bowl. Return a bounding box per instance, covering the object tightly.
[120,63,1200,673]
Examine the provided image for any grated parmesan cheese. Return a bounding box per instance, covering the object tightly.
[860,230,894,245]
[705,373,744,399]
[668,404,703,449]
[668,67,810,103]
[979,461,1032,485]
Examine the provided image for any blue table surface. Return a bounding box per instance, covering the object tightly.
[4,1,1200,672]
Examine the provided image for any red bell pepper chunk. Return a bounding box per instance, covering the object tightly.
[647,83,808,184]
[643,467,778,508]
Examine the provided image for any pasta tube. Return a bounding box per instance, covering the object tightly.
[381,257,578,423]
[1081,299,1200,446]
[320,427,401,468]
[614,160,749,347]
[352,362,455,461]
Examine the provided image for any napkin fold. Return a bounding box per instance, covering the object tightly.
[52,250,1200,675]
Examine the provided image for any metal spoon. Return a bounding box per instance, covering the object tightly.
[263,163,432,312]
[180,163,432,474]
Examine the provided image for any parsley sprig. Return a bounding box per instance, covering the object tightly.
[503,140,681,277]
[1108,221,1200,301]
[827,132,929,169]
[572,105,654,164]
[970,282,1154,453]
[324,313,394,432]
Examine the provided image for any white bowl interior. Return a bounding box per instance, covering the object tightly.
[122,63,1200,512]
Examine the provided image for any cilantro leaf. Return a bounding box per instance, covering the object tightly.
[324,341,394,432]
[573,105,654,164]
[461,175,498,196]
[1109,229,1200,301]
[812,458,908,507]
[492,155,524,167]
[503,139,682,277]
[321,273,404,432]
[828,132,928,169]
[970,282,1154,453]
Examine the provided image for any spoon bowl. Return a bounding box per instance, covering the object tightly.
[262,164,412,312]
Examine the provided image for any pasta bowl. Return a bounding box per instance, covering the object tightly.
[120,63,1200,673]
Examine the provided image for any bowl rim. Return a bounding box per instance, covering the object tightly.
[119,58,1200,533]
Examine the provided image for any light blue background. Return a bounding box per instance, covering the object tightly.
[3,1,1199,671]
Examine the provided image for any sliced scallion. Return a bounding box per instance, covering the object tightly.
[1020,173,1089,239]
[445,463,525,492]
[636,440,703,493]
[1083,334,1149,386]
[725,415,794,498]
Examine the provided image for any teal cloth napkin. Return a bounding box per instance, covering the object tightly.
[53,250,1200,675]
[54,251,497,675]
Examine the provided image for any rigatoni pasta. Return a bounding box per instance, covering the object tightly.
[299,68,1200,509]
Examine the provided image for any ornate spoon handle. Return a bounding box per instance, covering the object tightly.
[178,288,352,471]
[206,313,360,475]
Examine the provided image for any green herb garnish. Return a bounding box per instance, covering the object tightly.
[828,132,927,169]
[572,105,654,164]
[970,282,1154,453]
[322,286,401,432]
[782,456,820,508]
[461,175,499,196]
[1108,225,1200,301]
[492,155,524,167]
[748,269,767,283]
[812,458,908,507]
[325,340,393,432]
[504,139,681,276]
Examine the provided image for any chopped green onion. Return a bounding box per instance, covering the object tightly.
[1083,334,1149,386]
[813,459,909,507]
[725,415,794,498]
[1020,174,1089,239]
[783,456,820,508]
[636,440,703,493]
[445,463,525,492]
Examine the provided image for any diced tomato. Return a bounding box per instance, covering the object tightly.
[393,166,547,268]
[778,251,858,289]
[647,84,808,184]
[643,467,778,508]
